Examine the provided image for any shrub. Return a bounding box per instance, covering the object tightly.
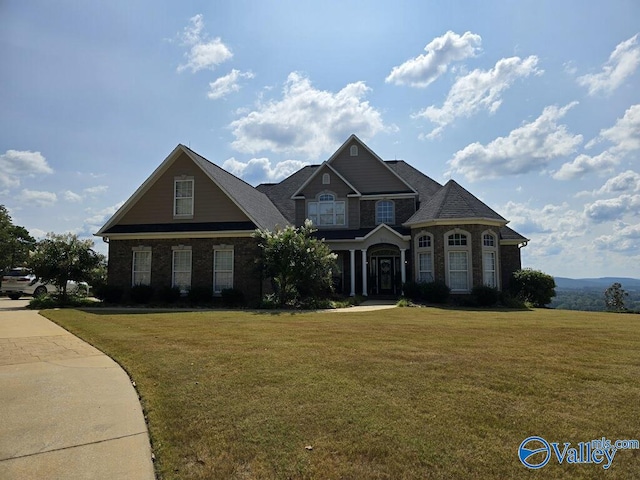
[28,293,95,309]
[95,284,124,304]
[158,286,181,304]
[422,281,450,304]
[130,284,155,304]
[188,286,213,305]
[511,268,556,307]
[221,288,244,307]
[402,281,422,301]
[472,285,500,307]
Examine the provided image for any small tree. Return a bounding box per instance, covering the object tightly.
[510,268,556,307]
[253,220,337,307]
[29,233,104,300]
[0,205,36,272]
[604,282,628,312]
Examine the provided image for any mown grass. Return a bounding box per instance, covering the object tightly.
[42,307,640,479]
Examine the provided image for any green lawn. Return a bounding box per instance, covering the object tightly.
[42,307,640,480]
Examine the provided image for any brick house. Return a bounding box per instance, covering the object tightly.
[96,135,528,303]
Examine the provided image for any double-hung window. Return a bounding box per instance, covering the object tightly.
[446,231,471,292]
[213,248,234,293]
[132,248,151,286]
[376,200,395,225]
[174,178,194,217]
[483,233,498,288]
[308,193,345,226]
[172,248,192,293]
[415,234,433,282]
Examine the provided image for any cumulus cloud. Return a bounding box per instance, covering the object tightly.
[385,31,481,87]
[555,104,640,180]
[222,157,309,185]
[577,34,640,95]
[84,185,108,196]
[85,202,125,233]
[177,14,232,73]
[0,149,53,188]
[416,55,542,138]
[448,102,582,181]
[63,190,83,203]
[207,69,255,100]
[21,189,57,207]
[594,222,640,253]
[597,170,640,194]
[230,72,388,159]
[584,194,640,223]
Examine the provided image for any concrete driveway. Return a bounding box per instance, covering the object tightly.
[0,297,155,479]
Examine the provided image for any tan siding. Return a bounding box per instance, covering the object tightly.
[118,153,250,225]
[331,141,410,193]
[299,164,353,198]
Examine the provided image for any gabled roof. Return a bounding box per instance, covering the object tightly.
[96,144,288,236]
[290,161,360,199]
[256,165,319,223]
[405,179,506,226]
[384,160,442,202]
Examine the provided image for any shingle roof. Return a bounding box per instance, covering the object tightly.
[183,146,289,231]
[256,165,318,223]
[384,160,442,202]
[499,225,529,243]
[405,179,506,225]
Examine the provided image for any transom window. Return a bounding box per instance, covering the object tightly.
[308,193,345,226]
[174,178,194,217]
[418,235,431,248]
[483,233,495,247]
[376,200,395,224]
[448,233,467,246]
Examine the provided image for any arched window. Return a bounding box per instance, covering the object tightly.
[350,145,358,156]
[376,200,395,224]
[445,230,472,292]
[415,233,433,282]
[307,192,345,226]
[482,231,498,288]
[322,173,330,185]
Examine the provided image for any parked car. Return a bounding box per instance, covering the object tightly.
[1,268,90,300]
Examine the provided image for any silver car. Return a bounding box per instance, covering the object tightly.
[1,268,89,300]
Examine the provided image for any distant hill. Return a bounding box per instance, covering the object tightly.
[554,277,640,290]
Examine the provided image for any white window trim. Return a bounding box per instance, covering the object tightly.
[482,230,500,289]
[350,145,358,156]
[322,173,330,185]
[444,229,472,293]
[131,246,152,286]
[307,192,346,226]
[174,177,194,218]
[415,232,433,283]
[213,245,234,294]
[171,245,192,293]
[375,200,395,225]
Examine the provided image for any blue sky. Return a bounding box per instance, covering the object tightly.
[1,0,639,278]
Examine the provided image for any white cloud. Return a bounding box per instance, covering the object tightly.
[577,34,640,95]
[554,104,640,180]
[584,194,640,223]
[385,31,481,87]
[177,14,232,73]
[0,150,53,188]
[594,222,640,253]
[222,157,309,185]
[207,69,255,100]
[84,185,108,196]
[84,202,125,233]
[21,189,57,207]
[63,190,83,203]
[230,72,389,159]
[448,102,582,181]
[416,55,542,138]
[597,170,640,194]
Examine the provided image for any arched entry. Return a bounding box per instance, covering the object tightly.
[369,245,401,295]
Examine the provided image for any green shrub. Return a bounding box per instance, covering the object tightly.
[28,293,95,309]
[402,281,422,301]
[511,268,556,307]
[157,286,181,304]
[95,284,124,304]
[130,284,155,304]
[188,286,213,305]
[422,281,450,304]
[221,288,244,307]
[472,285,500,307]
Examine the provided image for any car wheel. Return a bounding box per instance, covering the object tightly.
[8,293,21,300]
[33,286,48,298]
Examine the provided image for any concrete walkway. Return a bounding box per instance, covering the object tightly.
[327,299,399,313]
[0,298,155,480]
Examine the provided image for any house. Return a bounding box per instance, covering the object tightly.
[96,135,528,303]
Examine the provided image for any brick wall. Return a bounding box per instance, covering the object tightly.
[360,198,416,228]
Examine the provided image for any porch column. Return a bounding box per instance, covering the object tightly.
[349,249,356,297]
[400,248,407,285]
[361,249,368,296]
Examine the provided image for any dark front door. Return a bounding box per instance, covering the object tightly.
[377,257,395,294]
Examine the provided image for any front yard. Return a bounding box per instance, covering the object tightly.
[42,307,640,480]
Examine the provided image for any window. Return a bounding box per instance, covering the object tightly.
[172,248,192,292]
[483,232,498,288]
[415,233,433,282]
[213,249,234,293]
[322,173,330,185]
[308,193,345,226]
[174,178,194,217]
[350,145,358,156]
[445,230,471,292]
[132,249,151,286]
[376,200,395,224]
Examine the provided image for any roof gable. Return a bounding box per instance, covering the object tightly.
[291,162,359,199]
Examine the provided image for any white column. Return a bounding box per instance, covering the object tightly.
[349,249,356,297]
[400,248,407,285]
[361,249,368,296]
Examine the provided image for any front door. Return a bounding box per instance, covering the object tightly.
[377,257,395,294]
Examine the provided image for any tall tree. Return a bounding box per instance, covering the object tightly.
[604,282,628,312]
[0,205,36,272]
[29,232,104,300]
[253,220,337,307]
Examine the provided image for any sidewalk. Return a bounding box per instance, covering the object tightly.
[0,299,155,480]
